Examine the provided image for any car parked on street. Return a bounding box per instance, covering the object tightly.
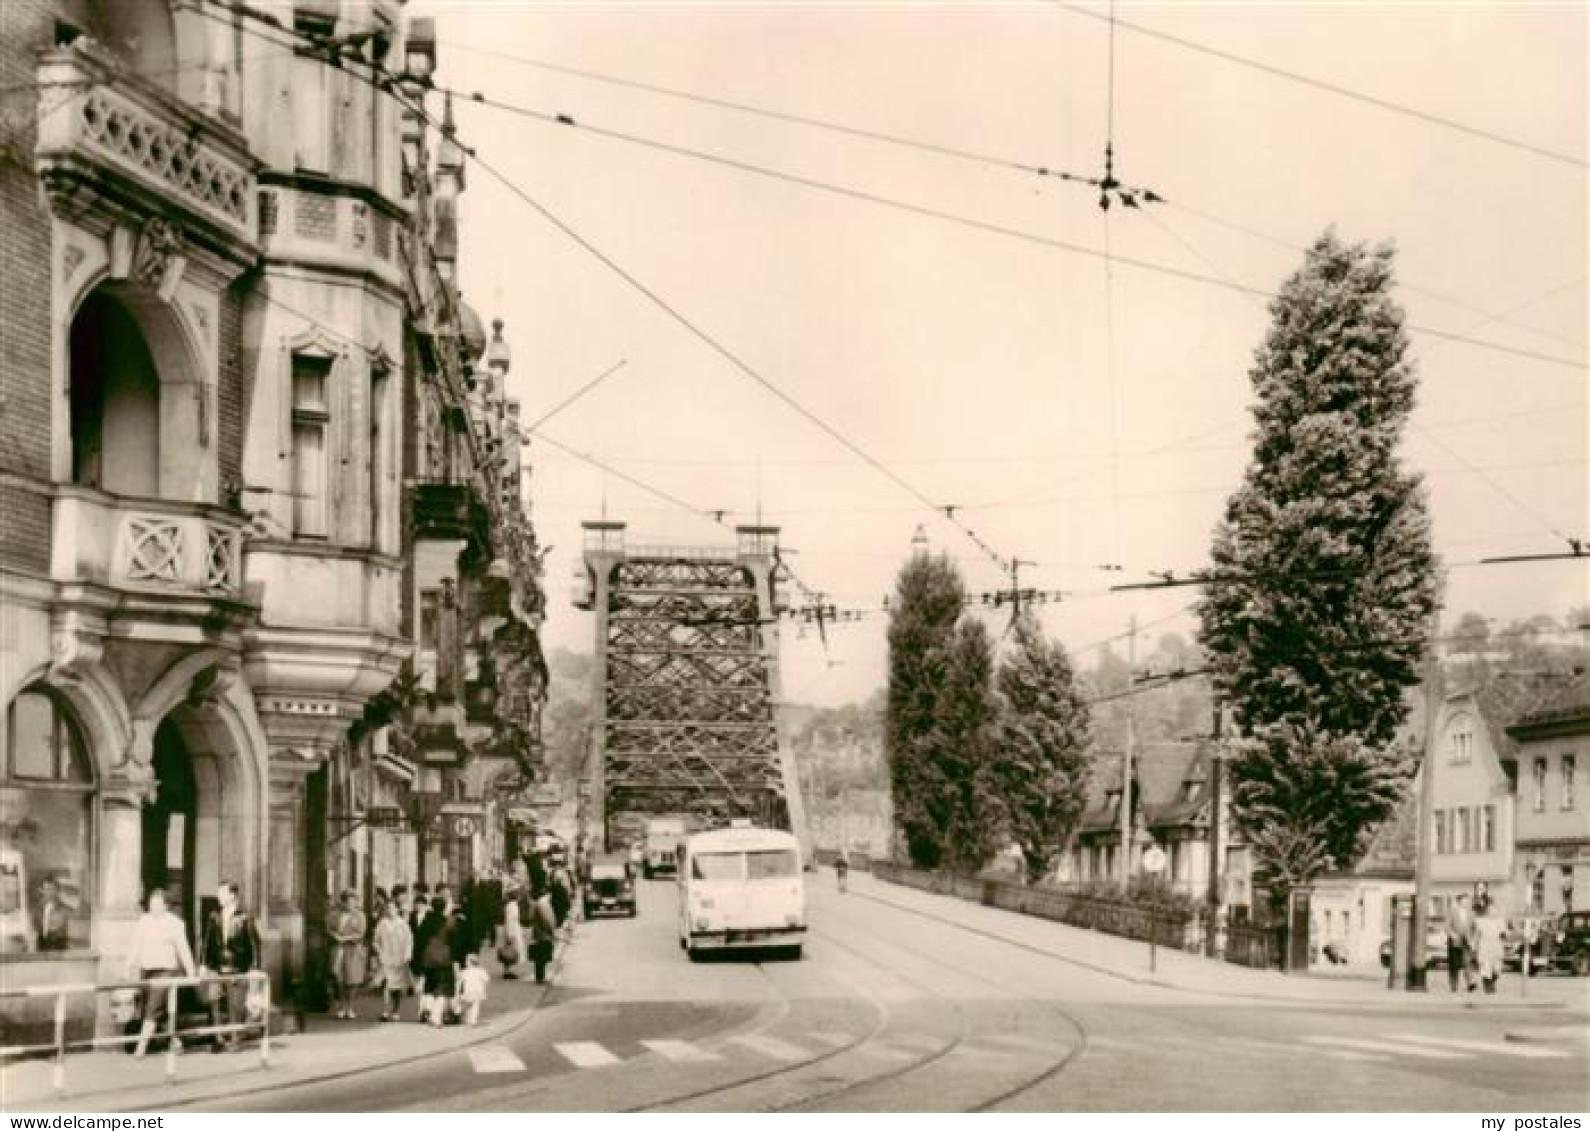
[1516,910,1590,975]
[583,855,637,919]
[1378,925,1447,970]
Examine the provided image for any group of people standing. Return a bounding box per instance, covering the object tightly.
[1443,885,1507,994]
[122,880,263,1057]
[325,850,579,1029]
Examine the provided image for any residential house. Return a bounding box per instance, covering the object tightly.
[1504,674,1589,916]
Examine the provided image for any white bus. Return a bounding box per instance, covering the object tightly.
[676,825,805,960]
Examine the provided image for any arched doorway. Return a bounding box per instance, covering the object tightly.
[69,288,162,496]
[140,704,246,941]
[142,718,197,931]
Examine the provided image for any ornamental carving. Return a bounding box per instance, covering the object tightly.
[77,92,249,225]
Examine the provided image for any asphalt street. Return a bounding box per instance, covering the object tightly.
[166,875,1590,1112]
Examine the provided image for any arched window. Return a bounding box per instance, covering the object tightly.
[2,689,95,953]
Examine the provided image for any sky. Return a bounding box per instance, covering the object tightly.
[413,1,1588,706]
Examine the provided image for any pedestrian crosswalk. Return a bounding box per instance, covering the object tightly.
[1086,1031,1572,1067]
[472,1026,1567,1078]
[469,1027,1068,1076]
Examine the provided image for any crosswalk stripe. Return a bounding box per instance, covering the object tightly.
[807,1031,854,1047]
[1382,1034,1569,1060]
[887,1033,944,1053]
[729,1034,808,1061]
[1301,1036,1468,1060]
[468,1045,527,1074]
[1320,1049,1378,1063]
[853,1044,914,1062]
[555,1041,624,1068]
[978,1033,1055,1054]
[642,1038,723,1063]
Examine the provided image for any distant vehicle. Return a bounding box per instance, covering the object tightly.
[1378,925,1447,970]
[676,825,805,961]
[1513,911,1590,976]
[584,855,637,919]
[643,816,688,879]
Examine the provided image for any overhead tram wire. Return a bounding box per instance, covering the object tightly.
[438,41,1582,354]
[395,94,1026,577]
[1052,2,1589,171]
[207,1,1584,365]
[523,357,630,431]
[437,86,1585,373]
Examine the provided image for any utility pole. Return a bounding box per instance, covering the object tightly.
[1408,611,1444,991]
[1120,613,1137,887]
[1206,697,1224,956]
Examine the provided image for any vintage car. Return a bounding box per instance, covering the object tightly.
[1511,910,1590,976]
[583,856,637,919]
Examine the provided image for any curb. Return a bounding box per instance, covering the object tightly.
[26,934,576,1113]
[859,885,1578,1012]
[1504,1025,1590,1045]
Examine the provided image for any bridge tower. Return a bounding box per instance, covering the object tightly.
[575,521,810,856]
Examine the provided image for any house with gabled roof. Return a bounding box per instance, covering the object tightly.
[1066,738,1251,905]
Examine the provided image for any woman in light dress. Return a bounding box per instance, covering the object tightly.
[372,900,413,1021]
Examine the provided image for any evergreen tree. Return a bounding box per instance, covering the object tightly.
[1197,230,1439,898]
[886,552,966,868]
[989,613,1092,883]
[934,617,1000,873]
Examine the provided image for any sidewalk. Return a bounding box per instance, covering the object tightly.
[855,872,1590,1012]
[3,930,575,1113]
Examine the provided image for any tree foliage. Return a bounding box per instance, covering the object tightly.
[886,553,967,868]
[988,613,1092,882]
[1197,230,1440,893]
[934,618,1001,873]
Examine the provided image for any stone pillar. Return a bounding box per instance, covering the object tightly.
[95,776,153,980]
[264,757,316,1002]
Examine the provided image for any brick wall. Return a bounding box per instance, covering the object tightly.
[0,1,58,573]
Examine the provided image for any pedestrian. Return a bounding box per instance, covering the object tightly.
[328,888,367,1019]
[527,882,557,985]
[198,880,263,1053]
[1444,893,1474,993]
[835,850,850,894]
[457,953,491,1026]
[372,900,412,1021]
[417,896,455,1027]
[1474,900,1506,994]
[35,875,69,951]
[500,875,525,980]
[127,887,196,1059]
[548,858,573,929]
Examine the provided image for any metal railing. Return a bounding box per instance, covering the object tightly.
[0,970,271,1096]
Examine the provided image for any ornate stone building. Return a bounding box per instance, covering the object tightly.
[0,0,545,1030]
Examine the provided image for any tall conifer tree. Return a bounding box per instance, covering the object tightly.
[1197,231,1439,897]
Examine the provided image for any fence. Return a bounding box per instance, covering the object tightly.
[872,860,1281,964]
[0,970,271,1096]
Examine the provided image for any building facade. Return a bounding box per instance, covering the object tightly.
[1422,689,1518,917]
[1504,676,1588,918]
[1,0,545,1031]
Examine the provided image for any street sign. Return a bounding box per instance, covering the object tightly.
[452,816,478,838]
[1142,845,1167,875]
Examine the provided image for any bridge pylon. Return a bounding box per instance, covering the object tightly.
[575,520,811,858]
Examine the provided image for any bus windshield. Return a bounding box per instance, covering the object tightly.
[746,850,799,880]
[691,853,743,881]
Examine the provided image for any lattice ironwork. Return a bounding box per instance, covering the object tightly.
[596,553,794,829]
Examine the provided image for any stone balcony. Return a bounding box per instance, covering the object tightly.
[34,41,259,266]
[51,486,248,601]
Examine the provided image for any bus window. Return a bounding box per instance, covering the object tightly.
[746,850,798,880]
[691,853,743,881]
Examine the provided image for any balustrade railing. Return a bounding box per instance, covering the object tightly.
[53,489,247,598]
[0,971,271,1096]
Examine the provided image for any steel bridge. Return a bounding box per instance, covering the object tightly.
[575,521,809,855]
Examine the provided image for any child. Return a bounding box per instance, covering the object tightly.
[457,952,491,1027]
